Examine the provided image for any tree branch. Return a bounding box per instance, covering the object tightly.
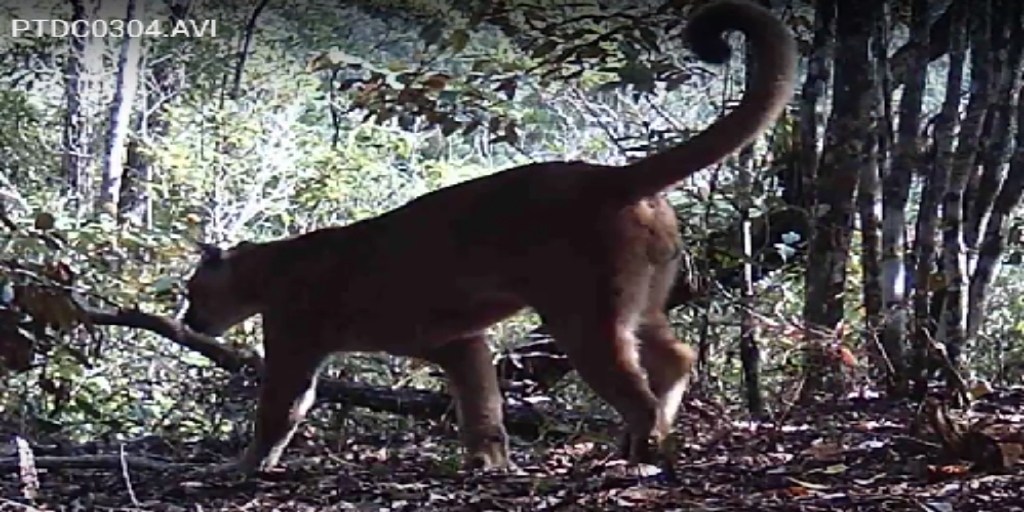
[84,307,263,374]
[889,0,954,87]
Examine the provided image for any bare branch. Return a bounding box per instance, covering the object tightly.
[83,307,263,374]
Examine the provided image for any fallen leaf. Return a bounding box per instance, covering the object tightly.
[786,477,830,490]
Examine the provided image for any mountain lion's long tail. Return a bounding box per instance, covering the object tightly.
[610,0,797,203]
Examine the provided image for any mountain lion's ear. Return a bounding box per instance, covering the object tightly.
[195,241,224,263]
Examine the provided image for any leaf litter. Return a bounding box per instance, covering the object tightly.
[4,388,1024,511]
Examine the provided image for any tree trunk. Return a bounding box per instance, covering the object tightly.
[911,0,968,398]
[228,0,273,100]
[968,1,1024,342]
[940,0,991,371]
[737,46,763,418]
[738,169,762,416]
[965,0,1020,255]
[858,0,891,391]
[800,0,875,401]
[98,0,143,217]
[120,0,195,226]
[888,1,959,88]
[793,0,834,212]
[61,0,92,214]
[880,0,930,397]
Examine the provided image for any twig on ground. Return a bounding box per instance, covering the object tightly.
[0,454,205,472]
[118,444,141,507]
[0,498,44,512]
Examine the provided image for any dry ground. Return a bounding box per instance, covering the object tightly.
[3,389,1024,511]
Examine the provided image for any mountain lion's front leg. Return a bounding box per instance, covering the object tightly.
[235,334,324,474]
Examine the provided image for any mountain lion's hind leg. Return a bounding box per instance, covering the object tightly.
[421,334,510,470]
[626,264,696,460]
[638,313,695,426]
[626,314,695,460]
[535,295,668,465]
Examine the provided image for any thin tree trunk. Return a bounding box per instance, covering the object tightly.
[738,168,762,416]
[120,0,195,226]
[738,46,762,418]
[911,0,968,398]
[859,0,890,390]
[801,0,875,401]
[229,0,273,100]
[62,0,91,214]
[881,0,930,397]
[794,0,834,213]
[859,157,884,388]
[968,1,1024,342]
[940,0,991,371]
[888,1,959,89]
[208,0,273,241]
[966,0,1019,254]
[98,0,143,216]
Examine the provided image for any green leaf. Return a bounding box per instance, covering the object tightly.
[448,29,470,53]
[637,26,660,52]
[531,40,558,60]
[616,62,655,87]
[419,22,444,46]
[151,276,177,294]
[438,90,459,104]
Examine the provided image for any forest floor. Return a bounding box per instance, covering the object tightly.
[3,388,1024,512]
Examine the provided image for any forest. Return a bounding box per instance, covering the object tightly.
[2,0,1024,510]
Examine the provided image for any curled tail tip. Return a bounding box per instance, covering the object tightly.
[685,0,779,65]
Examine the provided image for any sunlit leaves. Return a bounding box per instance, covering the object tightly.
[448,28,470,53]
[306,0,722,153]
[307,50,367,72]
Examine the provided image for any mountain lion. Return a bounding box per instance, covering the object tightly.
[182,0,796,475]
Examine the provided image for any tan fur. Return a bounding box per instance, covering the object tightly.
[182,0,796,474]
